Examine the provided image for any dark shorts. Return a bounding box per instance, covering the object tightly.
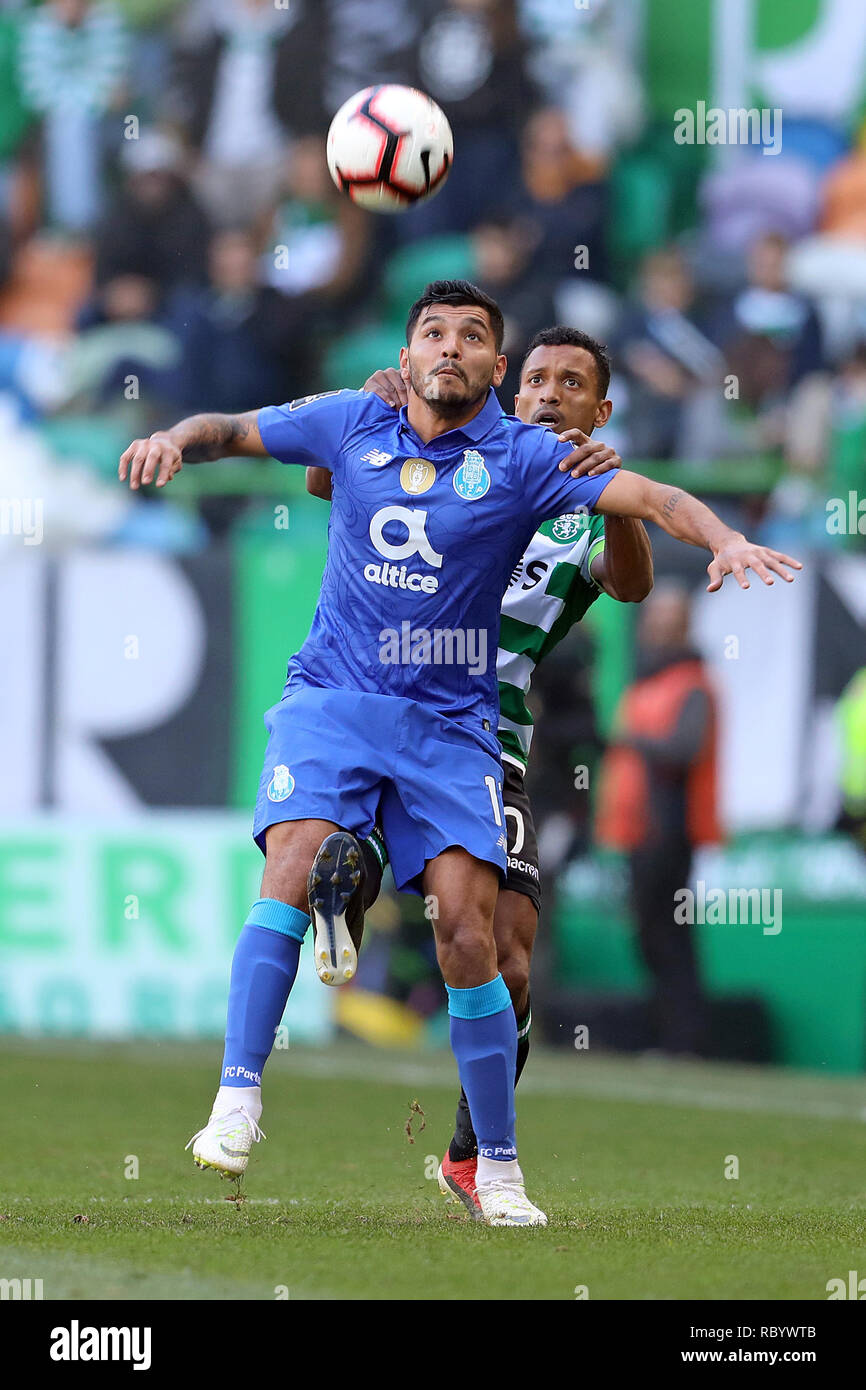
[501,758,541,911]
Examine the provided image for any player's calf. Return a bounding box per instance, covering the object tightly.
[445,890,536,1164]
[493,887,538,1019]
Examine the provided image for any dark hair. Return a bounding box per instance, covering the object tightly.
[520,326,611,398]
[406,279,505,353]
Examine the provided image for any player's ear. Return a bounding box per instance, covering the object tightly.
[594,399,613,429]
[492,353,507,388]
[398,345,410,382]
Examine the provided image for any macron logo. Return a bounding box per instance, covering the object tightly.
[50,1321,152,1371]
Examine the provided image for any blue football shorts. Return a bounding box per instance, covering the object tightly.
[252,678,508,894]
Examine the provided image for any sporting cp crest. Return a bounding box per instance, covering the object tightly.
[267,764,295,801]
[453,449,491,500]
[551,511,589,542]
[400,457,436,494]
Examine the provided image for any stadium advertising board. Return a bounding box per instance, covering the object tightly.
[0,815,332,1043]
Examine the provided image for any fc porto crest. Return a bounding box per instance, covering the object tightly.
[400,457,436,494]
[453,449,490,500]
[267,764,295,801]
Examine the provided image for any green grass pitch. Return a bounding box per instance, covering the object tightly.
[2,1038,864,1300]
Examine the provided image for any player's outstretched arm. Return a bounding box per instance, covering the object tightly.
[591,516,654,603]
[118,410,266,490]
[594,470,803,592]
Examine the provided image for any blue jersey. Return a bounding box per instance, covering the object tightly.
[257,388,613,732]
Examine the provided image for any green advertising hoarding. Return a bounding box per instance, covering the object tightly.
[0,815,333,1043]
[554,835,866,1073]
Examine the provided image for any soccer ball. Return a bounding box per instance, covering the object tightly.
[326,84,453,213]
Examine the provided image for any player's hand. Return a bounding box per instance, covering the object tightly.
[556,429,622,478]
[706,538,803,592]
[363,367,407,409]
[119,433,183,490]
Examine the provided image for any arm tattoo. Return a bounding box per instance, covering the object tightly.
[181,414,249,462]
[662,490,683,519]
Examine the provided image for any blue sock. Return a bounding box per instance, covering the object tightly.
[220,898,310,1087]
[446,975,517,1161]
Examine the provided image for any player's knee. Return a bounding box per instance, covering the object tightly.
[262,819,336,909]
[435,913,494,979]
[435,900,492,945]
[499,950,530,1007]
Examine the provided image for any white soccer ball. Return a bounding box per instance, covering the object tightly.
[326,84,454,213]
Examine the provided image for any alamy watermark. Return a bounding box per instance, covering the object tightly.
[1,1277,43,1300]
[50,1322,151,1370]
[0,498,43,545]
[827,1270,866,1299]
[826,493,866,535]
[674,881,782,935]
[674,102,782,156]
[379,621,487,675]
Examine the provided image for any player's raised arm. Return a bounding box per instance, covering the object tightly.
[590,516,654,603]
[118,411,266,490]
[593,470,802,592]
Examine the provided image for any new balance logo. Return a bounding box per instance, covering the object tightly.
[361,449,393,468]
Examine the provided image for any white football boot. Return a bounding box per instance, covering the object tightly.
[185,1107,265,1177]
[476,1179,548,1227]
[307,830,366,985]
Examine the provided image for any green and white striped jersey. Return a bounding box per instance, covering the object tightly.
[497,511,606,769]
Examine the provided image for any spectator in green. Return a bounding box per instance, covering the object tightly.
[18,0,129,233]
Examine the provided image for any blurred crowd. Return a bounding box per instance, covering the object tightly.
[1,0,865,555]
[2,0,864,1051]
